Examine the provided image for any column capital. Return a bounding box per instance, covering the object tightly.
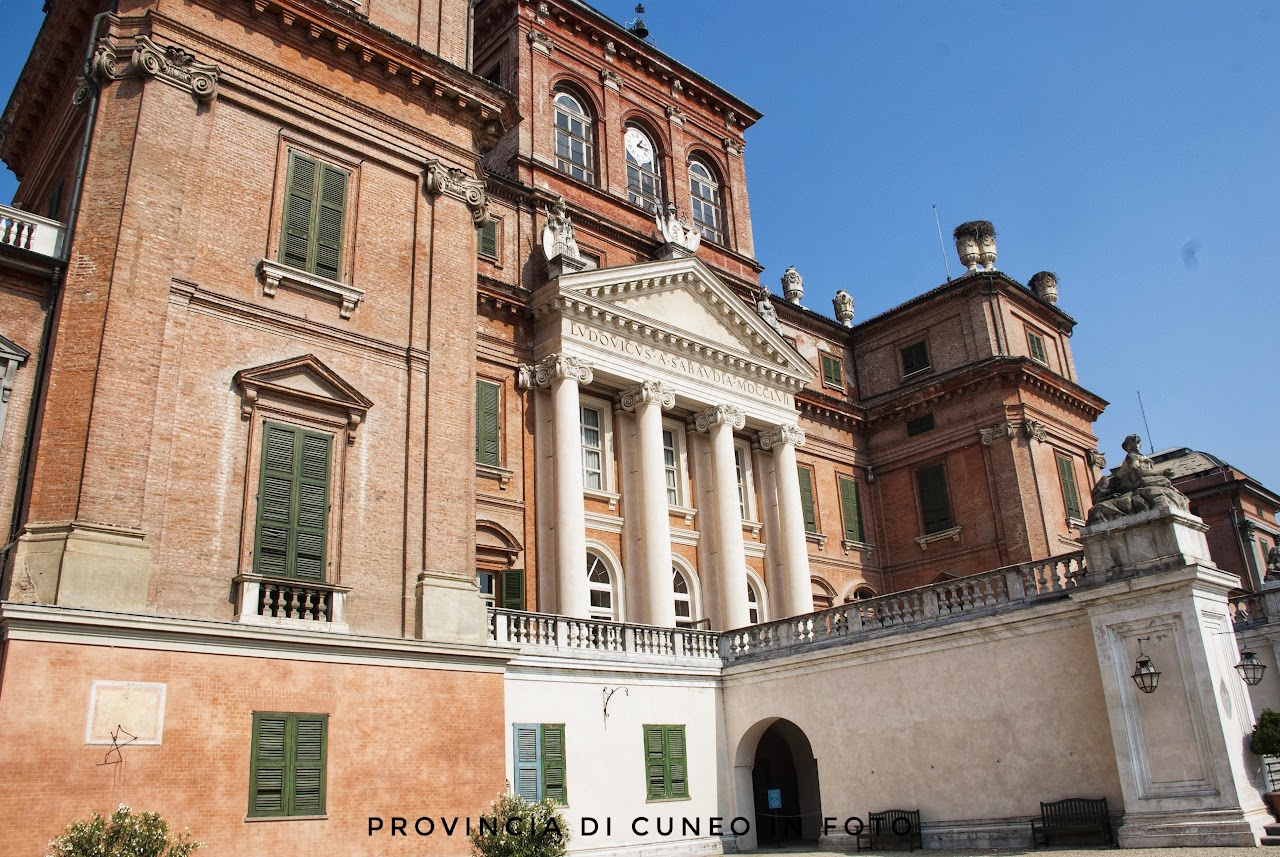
[758,423,806,450]
[617,381,675,412]
[517,354,593,390]
[694,404,745,432]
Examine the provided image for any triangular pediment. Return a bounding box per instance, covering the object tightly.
[234,354,374,413]
[536,255,815,384]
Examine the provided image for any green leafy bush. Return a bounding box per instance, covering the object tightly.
[46,804,201,857]
[1251,709,1280,757]
[469,792,568,857]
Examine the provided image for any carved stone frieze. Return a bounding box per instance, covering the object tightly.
[517,354,594,390]
[758,423,806,450]
[1022,419,1047,442]
[693,405,745,433]
[617,381,675,412]
[980,421,1014,445]
[85,35,220,104]
[424,159,490,226]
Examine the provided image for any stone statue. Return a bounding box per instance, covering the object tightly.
[654,203,701,254]
[833,290,854,327]
[1086,434,1190,524]
[781,266,803,304]
[541,196,581,262]
[755,285,781,333]
[1267,544,1280,581]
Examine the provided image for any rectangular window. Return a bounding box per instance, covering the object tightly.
[477,571,496,608]
[916,464,953,534]
[797,466,818,534]
[643,724,688,801]
[900,340,931,376]
[281,151,348,281]
[820,353,844,390]
[580,406,603,490]
[248,712,327,818]
[663,429,679,505]
[513,723,567,804]
[1057,453,1083,520]
[734,447,748,519]
[906,413,935,436]
[254,424,331,580]
[1027,330,1048,365]
[501,569,525,610]
[838,475,865,543]
[477,219,498,260]
[475,379,501,467]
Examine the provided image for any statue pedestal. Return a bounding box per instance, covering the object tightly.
[1075,507,1267,846]
[544,252,588,280]
[652,241,694,262]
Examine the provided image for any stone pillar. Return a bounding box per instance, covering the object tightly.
[619,382,677,627]
[520,354,593,618]
[760,424,813,618]
[696,405,749,630]
[1074,507,1270,847]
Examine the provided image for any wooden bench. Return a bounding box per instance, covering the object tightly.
[1030,797,1112,846]
[858,809,922,851]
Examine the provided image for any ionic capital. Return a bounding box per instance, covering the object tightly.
[979,422,1014,446]
[80,35,220,106]
[618,381,675,412]
[758,423,806,450]
[693,405,746,433]
[1022,419,1047,443]
[517,354,593,390]
[424,159,491,226]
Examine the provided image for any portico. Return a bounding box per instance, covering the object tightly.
[520,255,817,630]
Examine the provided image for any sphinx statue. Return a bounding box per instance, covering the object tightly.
[1086,434,1190,524]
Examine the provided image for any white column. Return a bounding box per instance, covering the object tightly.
[620,382,677,627]
[520,354,593,618]
[696,405,749,630]
[760,424,813,617]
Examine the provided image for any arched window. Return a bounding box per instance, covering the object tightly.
[812,577,836,610]
[673,566,694,628]
[688,158,723,244]
[553,91,594,183]
[846,585,878,603]
[587,551,615,620]
[746,578,764,625]
[624,125,662,212]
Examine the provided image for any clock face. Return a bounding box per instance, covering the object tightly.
[625,128,653,166]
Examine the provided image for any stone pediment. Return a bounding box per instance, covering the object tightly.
[532,256,815,390]
[233,354,373,439]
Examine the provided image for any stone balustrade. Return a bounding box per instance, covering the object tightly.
[234,574,351,632]
[0,204,65,259]
[1230,592,1269,629]
[488,608,721,661]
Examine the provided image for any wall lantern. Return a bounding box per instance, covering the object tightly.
[1236,650,1266,686]
[1131,636,1160,694]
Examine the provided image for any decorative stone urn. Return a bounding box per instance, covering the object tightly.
[781,266,804,304]
[832,290,854,326]
[953,220,996,272]
[1029,271,1058,304]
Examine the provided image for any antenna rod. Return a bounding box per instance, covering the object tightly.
[1137,390,1155,452]
[933,204,952,282]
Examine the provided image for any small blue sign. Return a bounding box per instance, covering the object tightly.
[767,789,782,809]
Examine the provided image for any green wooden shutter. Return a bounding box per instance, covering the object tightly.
[666,726,688,799]
[475,380,500,466]
[541,724,567,804]
[917,464,953,534]
[821,354,843,387]
[839,476,864,543]
[501,569,525,611]
[282,153,316,271]
[797,467,817,533]
[292,715,328,815]
[254,425,330,580]
[313,164,347,280]
[513,724,541,801]
[294,431,330,581]
[478,220,498,258]
[1057,454,1083,519]
[644,725,668,800]
[249,714,288,816]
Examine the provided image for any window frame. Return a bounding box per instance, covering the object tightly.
[672,560,702,629]
[819,352,845,391]
[796,464,819,535]
[252,422,333,582]
[1026,328,1049,366]
[837,474,866,544]
[579,398,612,493]
[248,712,328,819]
[662,419,691,508]
[271,144,358,284]
[552,89,595,184]
[1056,452,1084,522]
[475,378,502,467]
[643,724,689,801]
[900,339,932,377]
[916,462,954,535]
[513,723,568,805]
[733,440,758,523]
[586,549,619,621]
[624,123,664,213]
[477,216,500,262]
[687,156,724,245]
[745,571,767,625]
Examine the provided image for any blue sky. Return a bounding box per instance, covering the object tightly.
[2,2,1277,489]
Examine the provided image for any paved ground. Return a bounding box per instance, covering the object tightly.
[739,849,1270,856]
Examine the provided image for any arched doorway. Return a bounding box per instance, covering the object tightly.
[736,718,821,849]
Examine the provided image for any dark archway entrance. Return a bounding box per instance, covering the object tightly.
[750,719,821,846]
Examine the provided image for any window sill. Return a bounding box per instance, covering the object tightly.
[585,488,620,511]
[805,531,827,548]
[669,503,697,526]
[1066,516,1086,529]
[645,796,693,803]
[841,539,875,556]
[915,525,962,550]
[258,259,363,319]
[822,381,845,393]
[901,367,933,381]
[244,815,329,823]
[477,462,514,490]
[742,518,763,539]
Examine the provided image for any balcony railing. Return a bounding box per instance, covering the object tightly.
[1230,592,1269,630]
[721,551,1088,663]
[488,608,721,661]
[0,205,65,259]
[234,574,351,632]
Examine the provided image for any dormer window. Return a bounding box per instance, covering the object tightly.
[688,158,723,244]
[624,125,662,213]
[553,91,594,184]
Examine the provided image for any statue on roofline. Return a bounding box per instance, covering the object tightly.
[1086,434,1190,524]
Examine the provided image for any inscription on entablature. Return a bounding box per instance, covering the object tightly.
[567,321,794,408]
